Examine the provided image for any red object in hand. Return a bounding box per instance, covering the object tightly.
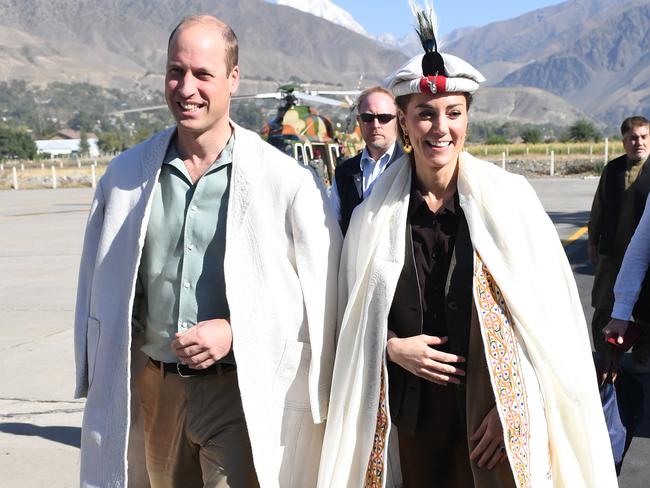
[607,321,643,351]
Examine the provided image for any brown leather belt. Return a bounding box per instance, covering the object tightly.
[149,358,236,377]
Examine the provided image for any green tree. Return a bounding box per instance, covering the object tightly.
[98,131,129,154]
[0,126,37,159]
[69,111,97,132]
[566,119,600,142]
[78,129,90,156]
[520,128,542,144]
[486,134,509,145]
[133,128,155,145]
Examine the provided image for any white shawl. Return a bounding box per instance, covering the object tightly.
[318,152,617,487]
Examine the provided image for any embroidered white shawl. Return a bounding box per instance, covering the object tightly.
[318,152,617,487]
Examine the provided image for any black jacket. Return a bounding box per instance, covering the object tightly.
[334,145,403,234]
[594,155,650,321]
[387,210,474,435]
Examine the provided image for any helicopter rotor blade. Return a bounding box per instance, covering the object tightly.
[232,92,283,101]
[293,91,350,108]
[310,90,361,97]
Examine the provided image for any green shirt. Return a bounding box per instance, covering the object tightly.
[134,135,233,363]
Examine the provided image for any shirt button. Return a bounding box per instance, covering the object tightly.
[190,205,197,212]
[183,281,190,289]
[187,243,193,251]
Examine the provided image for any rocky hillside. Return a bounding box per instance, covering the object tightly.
[0,0,406,91]
[444,0,650,126]
[471,86,596,126]
[0,0,642,129]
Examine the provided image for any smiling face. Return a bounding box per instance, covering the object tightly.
[398,92,468,172]
[623,124,650,163]
[165,23,240,139]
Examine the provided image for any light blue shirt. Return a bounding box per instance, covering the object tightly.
[330,142,398,221]
[134,135,233,363]
[360,145,395,198]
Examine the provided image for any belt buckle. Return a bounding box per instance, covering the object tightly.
[176,363,196,378]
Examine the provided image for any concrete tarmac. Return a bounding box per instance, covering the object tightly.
[0,188,90,487]
[0,179,646,487]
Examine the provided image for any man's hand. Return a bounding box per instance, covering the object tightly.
[469,406,507,469]
[603,318,631,345]
[599,320,626,383]
[171,318,232,369]
[386,334,465,386]
[587,242,598,266]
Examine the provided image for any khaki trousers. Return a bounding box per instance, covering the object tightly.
[136,360,259,488]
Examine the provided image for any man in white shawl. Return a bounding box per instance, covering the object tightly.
[318,2,617,487]
[74,15,341,488]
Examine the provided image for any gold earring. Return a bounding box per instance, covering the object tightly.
[403,134,412,154]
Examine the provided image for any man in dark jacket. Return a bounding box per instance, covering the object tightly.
[330,86,402,234]
[588,115,650,370]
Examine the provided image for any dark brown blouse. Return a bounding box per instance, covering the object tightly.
[408,178,460,343]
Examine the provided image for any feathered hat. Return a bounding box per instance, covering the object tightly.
[384,0,485,97]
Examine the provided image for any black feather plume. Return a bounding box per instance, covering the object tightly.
[409,1,445,76]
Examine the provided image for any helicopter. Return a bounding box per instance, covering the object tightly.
[233,83,364,184]
[109,83,366,184]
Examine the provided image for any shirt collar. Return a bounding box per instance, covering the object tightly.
[408,171,458,218]
[627,155,649,169]
[358,142,397,171]
[164,133,235,176]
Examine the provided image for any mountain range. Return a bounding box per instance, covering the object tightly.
[265,0,650,127]
[271,0,367,35]
[0,0,647,129]
[0,0,405,92]
[443,0,650,126]
[265,0,423,55]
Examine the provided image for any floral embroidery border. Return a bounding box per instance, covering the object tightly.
[474,254,531,488]
[364,367,388,487]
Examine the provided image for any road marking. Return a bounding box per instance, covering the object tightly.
[0,209,88,221]
[562,226,588,247]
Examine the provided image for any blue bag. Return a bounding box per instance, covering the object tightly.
[600,381,626,465]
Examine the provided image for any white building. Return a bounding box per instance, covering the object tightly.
[35,138,100,158]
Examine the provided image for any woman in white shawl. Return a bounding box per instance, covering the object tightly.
[318,2,617,487]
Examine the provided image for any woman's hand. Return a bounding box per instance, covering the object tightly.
[386,333,465,385]
[469,406,507,469]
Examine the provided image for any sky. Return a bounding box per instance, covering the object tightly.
[333,0,567,38]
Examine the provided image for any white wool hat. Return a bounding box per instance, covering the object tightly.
[383,52,486,97]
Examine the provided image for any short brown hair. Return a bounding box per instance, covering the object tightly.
[168,15,239,74]
[621,116,650,136]
[356,86,396,113]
